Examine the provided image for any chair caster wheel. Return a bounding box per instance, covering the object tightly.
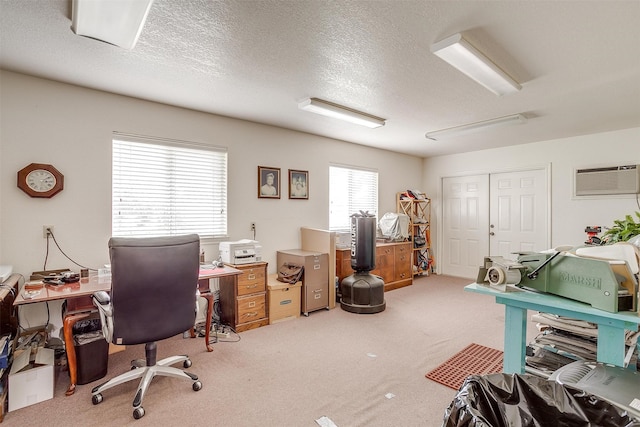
[133,406,145,419]
[193,380,202,391]
[183,359,192,368]
[92,393,103,405]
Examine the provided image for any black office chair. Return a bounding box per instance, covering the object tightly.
[91,234,203,420]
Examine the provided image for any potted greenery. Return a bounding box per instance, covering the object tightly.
[602,211,640,243]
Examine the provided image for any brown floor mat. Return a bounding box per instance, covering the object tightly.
[425,343,503,390]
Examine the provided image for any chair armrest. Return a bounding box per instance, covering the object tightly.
[92,290,110,305]
[92,290,113,342]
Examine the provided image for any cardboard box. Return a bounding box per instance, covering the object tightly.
[109,343,126,354]
[267,274,302,324]
[8,347,54,412]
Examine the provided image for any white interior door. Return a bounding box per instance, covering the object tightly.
[441,168,548,279]
[489,169,548,260]
[441,175,490,278]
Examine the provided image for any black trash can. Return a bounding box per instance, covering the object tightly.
[72,318,109,385]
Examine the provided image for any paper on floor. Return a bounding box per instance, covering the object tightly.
[316,416,338,427]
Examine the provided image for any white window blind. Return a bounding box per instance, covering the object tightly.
[329,165,378,232]
[112,134,227,238]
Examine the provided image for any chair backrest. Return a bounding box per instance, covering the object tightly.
[108,234,200,345]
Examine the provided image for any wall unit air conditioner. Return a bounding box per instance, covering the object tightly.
[575,164,639,196]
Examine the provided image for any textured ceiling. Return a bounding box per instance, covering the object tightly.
[1,0,639,158]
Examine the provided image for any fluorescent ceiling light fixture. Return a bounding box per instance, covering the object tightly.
[431,33,521,96]
[71,0,154,50]
[425,114,526,141]
[298,98,386,128]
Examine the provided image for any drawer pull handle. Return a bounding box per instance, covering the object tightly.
[247,274,256,280]
[245,284,258,289]
[243,312,258,318]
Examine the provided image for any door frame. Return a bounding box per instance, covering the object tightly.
[436,163,551,276]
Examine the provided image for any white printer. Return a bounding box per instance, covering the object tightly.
[0,265,12,283]
[219,240,262,265]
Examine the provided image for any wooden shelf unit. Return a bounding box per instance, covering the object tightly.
[397,192,435,276]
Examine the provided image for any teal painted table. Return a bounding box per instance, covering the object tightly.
[465,283,640,374]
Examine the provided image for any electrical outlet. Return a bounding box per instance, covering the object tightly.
[251,222,256,231]
[43,225,54,238]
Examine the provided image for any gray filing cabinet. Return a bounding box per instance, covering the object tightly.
[277,249,329,316]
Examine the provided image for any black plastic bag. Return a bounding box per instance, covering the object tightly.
[441,373,639,427]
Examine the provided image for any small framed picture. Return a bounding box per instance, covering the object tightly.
[289,169,309,200]
[258,166,280,198]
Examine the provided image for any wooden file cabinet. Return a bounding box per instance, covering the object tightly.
[336,241,413,292]
[220,262,269,332]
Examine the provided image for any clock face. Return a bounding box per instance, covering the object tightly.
[26,169,57,192]
[17,163,64,198]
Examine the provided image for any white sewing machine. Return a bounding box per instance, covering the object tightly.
[219,240,262,265]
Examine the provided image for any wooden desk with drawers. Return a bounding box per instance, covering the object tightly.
[219,262,269,332]
[336,241,413,291]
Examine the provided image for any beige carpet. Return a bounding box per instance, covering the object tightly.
[7,275,540,427]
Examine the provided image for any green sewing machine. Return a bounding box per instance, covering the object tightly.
[477,245,638,313]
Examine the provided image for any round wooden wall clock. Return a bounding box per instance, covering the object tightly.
[17,163,64,198]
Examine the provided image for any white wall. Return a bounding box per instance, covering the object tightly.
[423,127,640,273]
[0,71,423,278]
[3,71,638,332]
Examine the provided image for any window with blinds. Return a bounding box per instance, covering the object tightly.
[329,165,378,232]
[112,134,228,238]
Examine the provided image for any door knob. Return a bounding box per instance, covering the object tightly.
[489,232,495,236]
